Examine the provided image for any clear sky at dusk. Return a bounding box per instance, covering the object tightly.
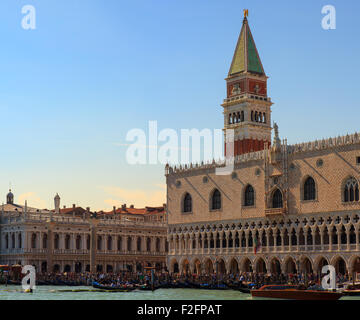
[0,0,359,211]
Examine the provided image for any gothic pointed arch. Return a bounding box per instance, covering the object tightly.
[182,192,192,213]
[271,188,283,208]
[302,176,317,201]
[343,176,359,202]
[210,189,221,210]
[243,184,255,207]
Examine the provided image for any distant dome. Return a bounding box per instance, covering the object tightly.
[6,189,14,205]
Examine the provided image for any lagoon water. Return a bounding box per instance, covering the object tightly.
[0,285,359,300]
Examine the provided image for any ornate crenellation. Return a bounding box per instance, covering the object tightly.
[288,132,360,154]
[165,131,360,177]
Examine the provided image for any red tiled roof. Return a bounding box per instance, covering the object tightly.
[59,207,86,214]
[100,205,165,216]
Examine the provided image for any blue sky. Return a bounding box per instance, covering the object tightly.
[0,0,359,210]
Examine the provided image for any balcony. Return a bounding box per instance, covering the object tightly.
[53,249,89,255]
[265,208,287,216]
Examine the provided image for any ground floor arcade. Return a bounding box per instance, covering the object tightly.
[168,253,360,277]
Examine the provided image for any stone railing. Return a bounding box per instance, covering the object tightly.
[170,243,360,256]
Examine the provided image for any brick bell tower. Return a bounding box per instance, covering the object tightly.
[222,11,272,156]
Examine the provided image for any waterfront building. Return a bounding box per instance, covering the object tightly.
[165,15,360,277]
[0,191,168,273]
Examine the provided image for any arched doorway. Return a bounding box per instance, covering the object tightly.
[53,264,60,273]
[334,256,347,275]
[316,257,328,274]
[193,259,201,275]
[270,258,281,274]
[96,264,103,273]
[182,259,190,275]
[242,258,253,273]
[229,258,239,274]
[204,259,214,274]
[217,259,226,275]
[64,265,71,273]
[171,259,179,274]
[284,257,297,274]
[255,258,267,273]
[106,265,113,273]
[301,257,313,274]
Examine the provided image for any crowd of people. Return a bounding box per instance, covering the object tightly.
[0,269,353,289]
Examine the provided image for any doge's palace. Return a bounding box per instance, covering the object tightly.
[166,15,360,278]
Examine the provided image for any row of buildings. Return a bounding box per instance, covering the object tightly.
[0,191,167,273]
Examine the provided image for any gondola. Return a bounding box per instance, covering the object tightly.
[92,281,136,292]
[343,284,360,296]
[136,284,160,291]
[199,283,229,290]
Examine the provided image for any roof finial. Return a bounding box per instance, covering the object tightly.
[243,9,249,18]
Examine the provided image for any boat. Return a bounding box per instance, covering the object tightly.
[199,283,229,290]
[251,285,343,300]
[238,285,252,294]
[136,284,160,291]
[92,281,135,292]
[343,284,360,296]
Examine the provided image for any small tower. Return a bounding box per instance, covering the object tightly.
[6,189,14,205]
[271,122,282,163]
[54,193,60,214]
[223,11,272,156]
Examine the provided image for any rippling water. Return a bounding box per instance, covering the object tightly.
[0,285,358,300]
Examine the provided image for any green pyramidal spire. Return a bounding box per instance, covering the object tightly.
[228,17,265,76]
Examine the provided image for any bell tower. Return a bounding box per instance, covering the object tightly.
[222,11,272,156]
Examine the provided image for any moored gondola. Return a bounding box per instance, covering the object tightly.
[92,281,136,292]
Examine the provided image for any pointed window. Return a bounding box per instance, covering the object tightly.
[304,177,316,200]
[211,189,221,210]
[183,193,192,213]
[244,185,255,206]
[344,177,359,202]
[272,189,283,208]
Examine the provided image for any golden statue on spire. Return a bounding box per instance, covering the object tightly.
[244,9,249,18]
